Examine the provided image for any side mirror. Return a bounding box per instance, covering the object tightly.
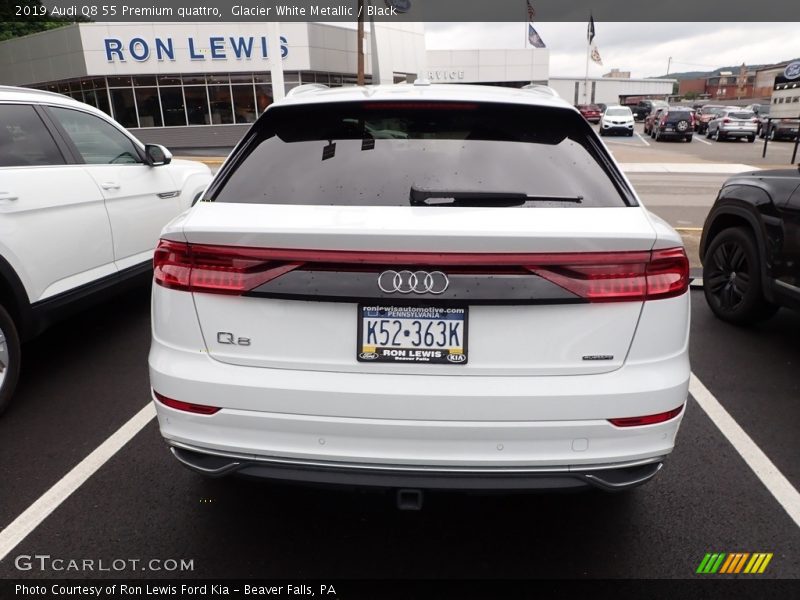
[145,144,172,167]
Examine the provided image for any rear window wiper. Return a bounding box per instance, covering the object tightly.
[409,187,583,207]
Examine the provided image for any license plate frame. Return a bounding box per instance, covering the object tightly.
[357,304,468,365]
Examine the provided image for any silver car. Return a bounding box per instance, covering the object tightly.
[706,109,758,142]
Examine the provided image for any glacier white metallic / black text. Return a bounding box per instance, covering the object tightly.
[149,82,690,493]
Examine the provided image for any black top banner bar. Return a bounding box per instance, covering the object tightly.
[7,0,800,22]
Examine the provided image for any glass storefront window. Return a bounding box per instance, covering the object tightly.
[255,85,273,117]
[135,87,163,127]
[208,85,233,124]
[230,74,253,84]
[133,76,157,86]
[160,87,187,126]
[158,75,182,86]
[183,75,206,85]
[208,74,230,84]
[107,76,132,88]
[232,85,257,124]
[81,78,105,90]
[110,88,138,128]
[254,73,272,83]
[184,87,210,125]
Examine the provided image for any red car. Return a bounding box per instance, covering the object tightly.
[575,104,602,123]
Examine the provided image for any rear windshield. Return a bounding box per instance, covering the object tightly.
[211,101,630,208]
[728,111,755,119]
[605,108,631,116]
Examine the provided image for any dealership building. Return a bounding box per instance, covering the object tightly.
[1,22,668,147]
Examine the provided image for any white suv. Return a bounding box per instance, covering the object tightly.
[150,83,690,498]
[0,86,212,413]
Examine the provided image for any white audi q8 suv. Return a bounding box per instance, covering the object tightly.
[149,83,690,498]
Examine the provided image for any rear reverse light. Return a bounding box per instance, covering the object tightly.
[609,405,684,427]
[154,241,689,302]
[154,391,220,415]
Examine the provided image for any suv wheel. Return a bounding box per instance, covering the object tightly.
[714,129,723,141]
[0,304,21,415]
[703,227,777,324]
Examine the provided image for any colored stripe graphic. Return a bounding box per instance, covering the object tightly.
[697,553,726,574]
[699,552,773,574]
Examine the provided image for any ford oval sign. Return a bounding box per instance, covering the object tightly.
[784,61,800,80]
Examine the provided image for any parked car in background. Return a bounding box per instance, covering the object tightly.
[694,105,727,134]
[598,105,635,136]
[150,83,691,498]
[706,109,758,142]
[643,107,667,136]
[652,107,694,142]
[756,107,771,136]
[701,166,800,324]
[0,86,213,414]
[763,118,800,141]
[745,103,768,115]
[575,103,602,123]
[632,99,667,122]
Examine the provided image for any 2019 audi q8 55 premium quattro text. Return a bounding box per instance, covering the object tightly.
[149,83,691,495]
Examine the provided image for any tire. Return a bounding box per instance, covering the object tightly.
[0,304,21,416]
[703,227,778,325]
[685,135,693,142]
[675,119,690,135]
[748,136,755,143]
[706,128,712,139]
[769,128,776,141]
[627,130,634,137]
[714,129,723,141]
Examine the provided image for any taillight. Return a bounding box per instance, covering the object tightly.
[154,242,689,302]
[153,239,303,294]
[154,391,220,415]
[660,117,667,126]
[609,405,684,427]
[722,118,731,124]
[529,247,689,302]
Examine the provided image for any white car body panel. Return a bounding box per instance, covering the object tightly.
[0,165,116,302]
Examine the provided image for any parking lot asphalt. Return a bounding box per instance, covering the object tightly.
[1,285,799,580]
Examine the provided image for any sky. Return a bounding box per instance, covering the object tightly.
[423,22,800,78]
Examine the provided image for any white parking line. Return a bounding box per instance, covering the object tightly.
[693,136,713,146]
[0,403,157,561]
[635,132,651,147]
[689,373,800,529]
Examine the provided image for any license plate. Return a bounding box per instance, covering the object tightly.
[357,305,468,365]
[665,127,673,131]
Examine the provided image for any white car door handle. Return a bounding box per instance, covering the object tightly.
[0,192,19,201]
[100,182,120,190]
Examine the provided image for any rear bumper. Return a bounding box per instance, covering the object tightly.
[169,443,665,491]
[150,337,688,489]
[719,128,756,137]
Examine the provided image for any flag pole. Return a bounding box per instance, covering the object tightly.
[584,40,590,104]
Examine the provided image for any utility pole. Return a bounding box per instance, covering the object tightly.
[667,56,672,75]
[357,0,365,85]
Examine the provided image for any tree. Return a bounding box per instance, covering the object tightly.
[0,1,77,42]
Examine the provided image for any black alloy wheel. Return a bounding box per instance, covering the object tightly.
[703,228,777,324]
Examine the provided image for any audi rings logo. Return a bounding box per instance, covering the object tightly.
[377,270,450,294]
